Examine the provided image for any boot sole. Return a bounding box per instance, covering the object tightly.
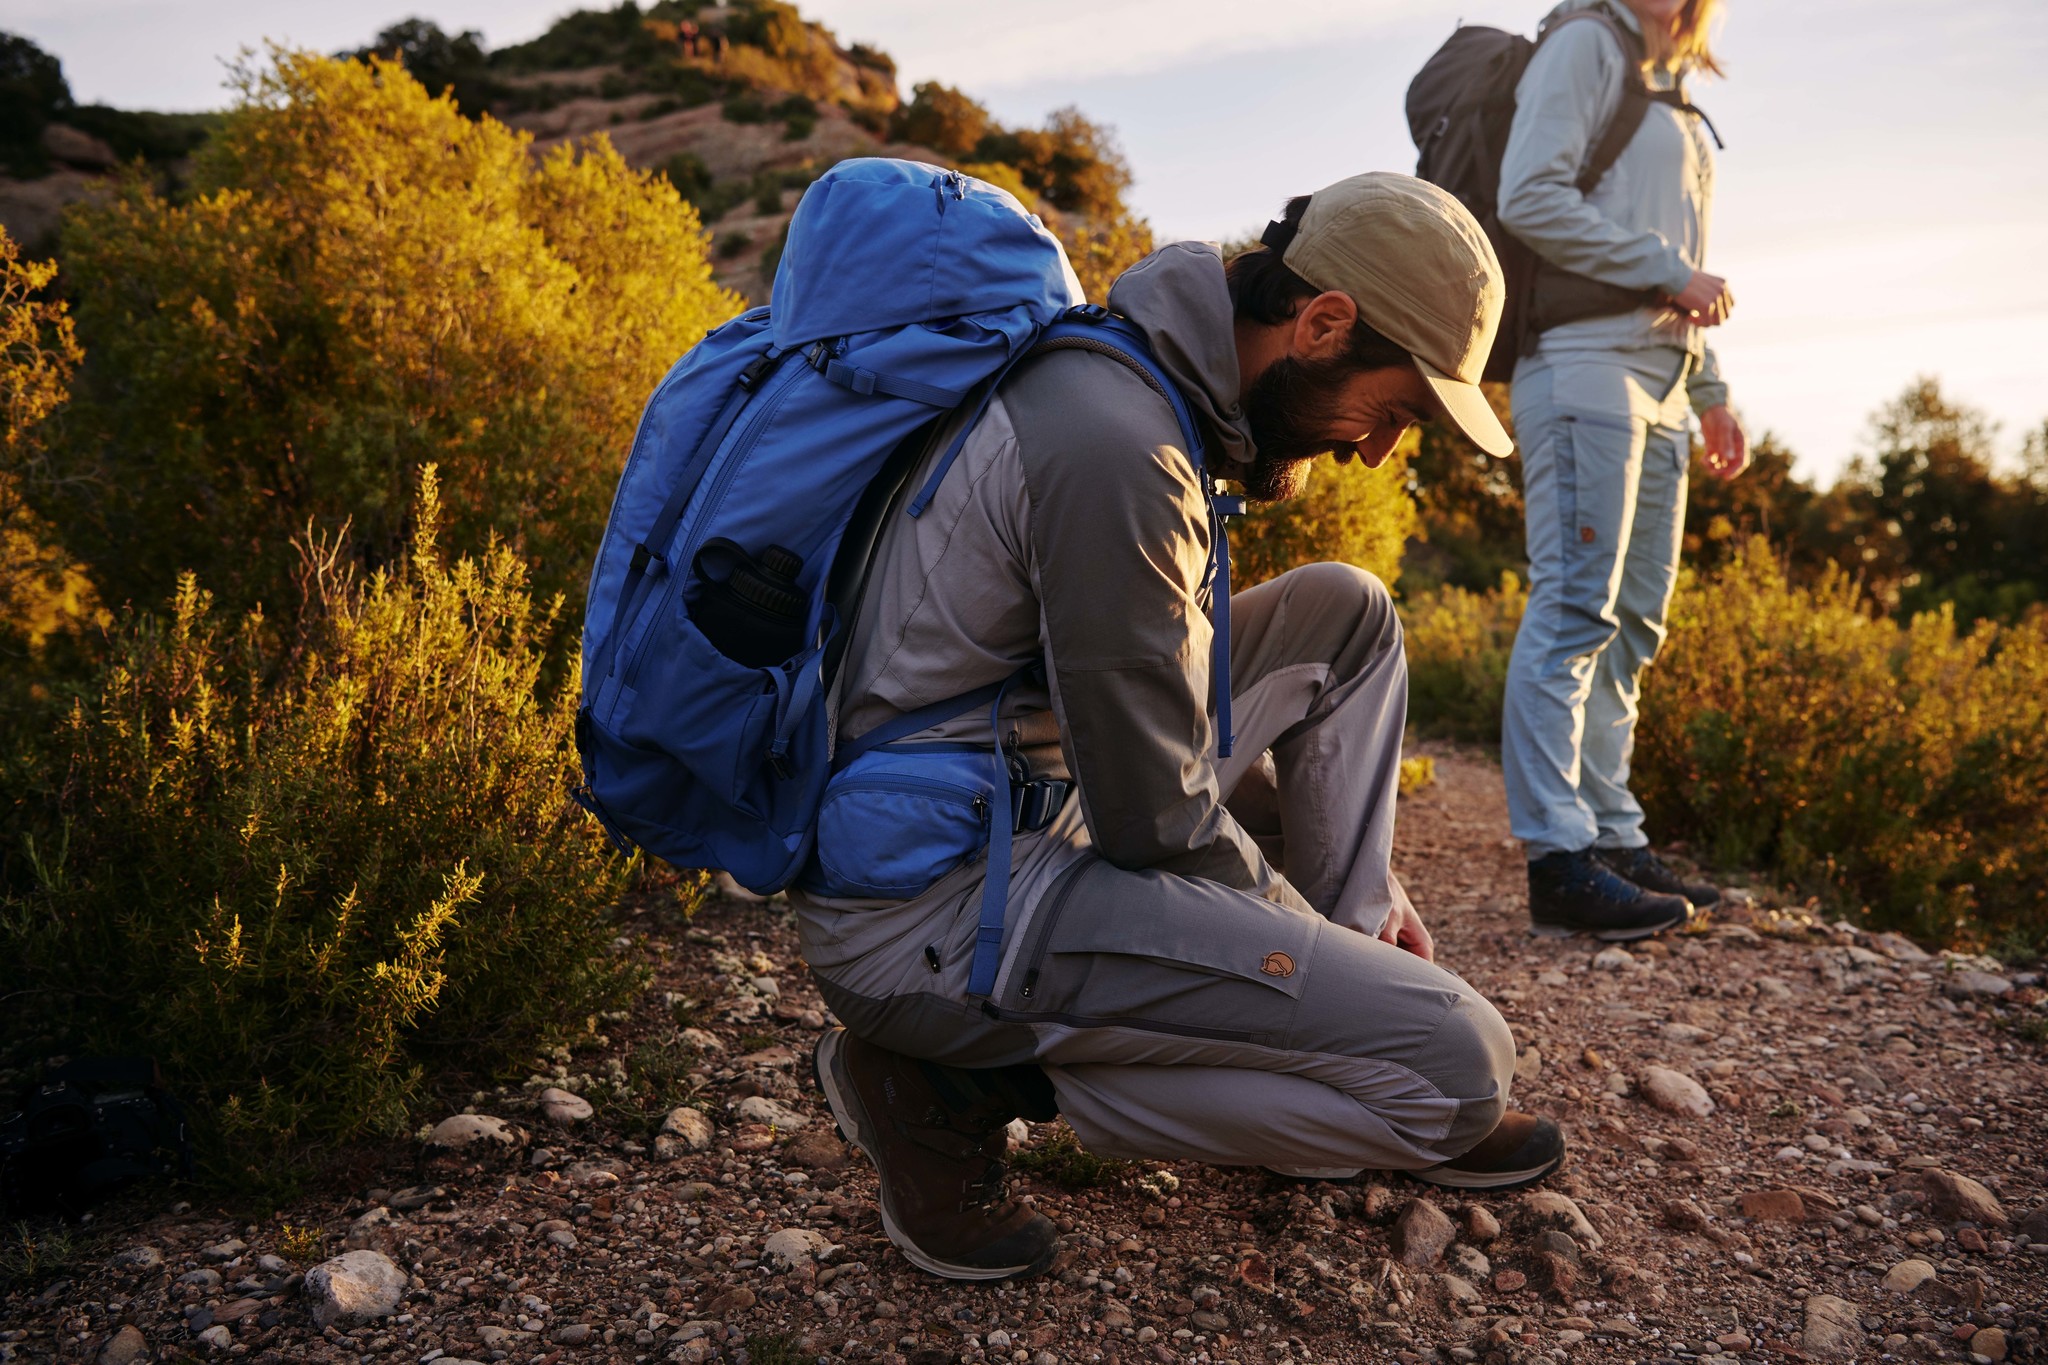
[1529,903,1693,943]
[1410,1151,1567,1191]
[811,1029,1058,1283]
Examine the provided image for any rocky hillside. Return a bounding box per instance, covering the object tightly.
[5,747,2043,1365]
[0,2,1147,303]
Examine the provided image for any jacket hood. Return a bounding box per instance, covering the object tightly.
[1106,242,1256,468]
[1543,0,1641,34]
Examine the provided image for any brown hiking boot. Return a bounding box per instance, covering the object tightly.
[813,1027,1060,1280]
[1413,1110,1566,1190]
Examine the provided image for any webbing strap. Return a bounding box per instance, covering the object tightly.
[1210,494,1246,758]
[968,668,1033,997]
[831,675,1013,772]
[823,358,967,408]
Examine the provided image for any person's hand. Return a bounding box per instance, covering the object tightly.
[1700,404,1748,480]
[1376,900,1436,962]
[1668,270,1734,326]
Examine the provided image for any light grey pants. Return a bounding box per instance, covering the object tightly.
[1501,347,1693,859]
[814,564,1515,1172]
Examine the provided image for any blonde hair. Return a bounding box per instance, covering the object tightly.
[1638,0,1726,79]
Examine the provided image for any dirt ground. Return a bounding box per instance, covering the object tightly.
[5,745,2045,1365]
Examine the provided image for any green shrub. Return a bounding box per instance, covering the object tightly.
[1231,441,1418,592]
[1635,538,2048,951]
[1399,572,1526,743]
[44,49,739,623]
[0,469,642,1186]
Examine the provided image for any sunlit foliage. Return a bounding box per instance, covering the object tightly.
[46,49,740,620]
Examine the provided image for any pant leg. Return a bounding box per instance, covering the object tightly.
[821,858,1513,1170]
[1583,401,1691,849]
[1501,355,1649,859]
[1220,561,1412,935]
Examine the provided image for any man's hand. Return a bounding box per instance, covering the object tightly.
[1376,900,1436,962]
[1667,270,1734,327]
[1700,404,1748,480]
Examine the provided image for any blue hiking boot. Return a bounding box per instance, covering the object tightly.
[1595,844,1722,910]
[1528,848,1692,942]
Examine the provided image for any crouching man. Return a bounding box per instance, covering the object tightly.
[799,174,1563,1281]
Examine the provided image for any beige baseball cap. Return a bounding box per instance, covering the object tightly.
[1279,172,1514,457]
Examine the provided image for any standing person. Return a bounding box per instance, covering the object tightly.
[1498,0,1748,940]
[804,175,1566,1282]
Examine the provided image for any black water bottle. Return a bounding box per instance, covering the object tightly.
[691,539,807,668]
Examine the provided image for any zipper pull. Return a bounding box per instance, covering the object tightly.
[923,945,943,974]
[1020,967,1039,999]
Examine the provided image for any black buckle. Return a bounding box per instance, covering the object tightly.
[1010,778,1073,833]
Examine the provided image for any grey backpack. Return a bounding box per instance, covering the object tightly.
[1407,4,1721,382]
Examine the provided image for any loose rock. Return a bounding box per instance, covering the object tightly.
[111,1246,162,1271]
[536,1087,593,1126]
[1880,1258,1937,1291]
[1517,1190,1603,1249]
[1391,1198,1456,1267]
[733,1095,811,1130]
[658,1106,715,1152]
[97,1325,149,1365]
[1639,1065,1714,1117]
[303,1249,406,1329]
[1737,1188,1807,1222]
[761,1227,832,1270]
[1800,1294,1863,1361]
[426,1114,525,1150]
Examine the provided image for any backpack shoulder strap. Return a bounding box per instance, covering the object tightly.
[1537,5,1655,195]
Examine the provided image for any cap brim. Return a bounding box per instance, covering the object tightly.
[1416,356,1514,458]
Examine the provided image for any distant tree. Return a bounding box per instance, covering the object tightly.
[0,225,91,658]
[890,82,992,158]
[349,18,498,116]
[44,50,740,620]
[0,32,72,176]
[1232,440,1419,591]
[975,107,1133,221]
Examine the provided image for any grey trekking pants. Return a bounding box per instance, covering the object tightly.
[802,564,1515,1172]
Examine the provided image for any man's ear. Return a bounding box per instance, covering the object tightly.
[1291,290,1359,362]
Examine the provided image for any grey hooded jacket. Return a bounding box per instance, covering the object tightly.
[796,242,1314,997]
[1500,0,1729,413]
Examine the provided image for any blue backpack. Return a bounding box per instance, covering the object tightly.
[575,158,1239,995]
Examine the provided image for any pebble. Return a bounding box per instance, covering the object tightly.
[733,1095,811,1129]
[1881,1258,1938,1291]
[177,1268,222,1290]
[96,1325,149,1365]
[1942,970,2012,998]
[1463,1206,1500,1243]
[1661,1022,1712,1044]
[1800,1293,1864,1362]
[1493,1270,1527,1292]
[1449,1244,1491,1279]
[425,1113,525,1149]
[303,1249,407,1329]
[1517,1190,1603,1249]
[111,1246,162,1271]
[1392,1198,1455,1266]
[1737,1189,1806,1222]
[761,1227,832,1269]
[1903,1168,2009,1226]
[199,1239,246,1263]
[536,1087,593,1126]
[1592,946,1635,971]
[552,1323,592,1346]
[1639,1065,1714,1116]
[659,1106,716,1151]
[195,1324,232,1350]
[1972,1327,2009,1361]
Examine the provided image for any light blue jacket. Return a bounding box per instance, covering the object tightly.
[1499,0,1729,413]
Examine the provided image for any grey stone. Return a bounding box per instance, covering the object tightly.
[762,1227,832,1270]
[198,1239,246,1263]
[659,1107,715,1152]
[1639,1065,1714,1117]
[302,1249,406,1329]
[425,1114,525,1150]
[1391,1198,1455,1267]
[733,1095,810,1130]
[97,1325,149,1365]
[111,1246,162,1271]
[1517,1190,1604,1249]
[537,1087,593,1126]
[1943,970,2012,999]
[1800,1294,1863,1362]
[176,1269,221,1290]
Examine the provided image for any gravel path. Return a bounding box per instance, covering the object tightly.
[6,747,2044,1365]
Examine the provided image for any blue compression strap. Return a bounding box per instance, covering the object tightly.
[1211,494,1245,758]
[822,359,966,408]
[968,668,1033,998]
[831,676,1011,772]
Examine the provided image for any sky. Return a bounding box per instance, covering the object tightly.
[10,0,2048,484]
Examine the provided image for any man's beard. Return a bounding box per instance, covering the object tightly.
[1237,352,1358,502]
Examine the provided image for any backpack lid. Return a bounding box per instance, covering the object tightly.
[770,159,1083,349]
